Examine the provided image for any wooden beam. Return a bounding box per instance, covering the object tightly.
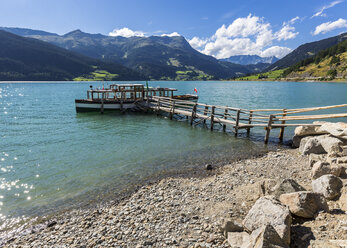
[247,110,253,136]
[190,104,197,126]
[278,109,286,141]
[210,106,215,131]
[203,106,209,126]
[234,109,240,137]
[170,100,176,120]
[223,108,228,132]
[264,115,274,144]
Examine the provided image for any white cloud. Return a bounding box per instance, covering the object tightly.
[288,16,300,25]
[161,32,181,37]
[275,25,299,40]
[313,18,347,35]
[312,0,344,18]
[189,37,209,50]
[261,46,292,58]
[109,27,145,37]
[188,14,296,59]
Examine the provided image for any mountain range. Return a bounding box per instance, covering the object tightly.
[0,30,144,81]
[0,27,270,80]
[0,26,346,81]
[220,55,278,65]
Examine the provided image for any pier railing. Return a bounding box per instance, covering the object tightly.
[149,96,347,143]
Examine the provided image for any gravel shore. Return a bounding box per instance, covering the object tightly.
[2,148,346,247]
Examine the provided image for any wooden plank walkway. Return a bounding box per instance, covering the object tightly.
[147,96,347,144]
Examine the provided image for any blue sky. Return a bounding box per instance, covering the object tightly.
[1,0,346,58]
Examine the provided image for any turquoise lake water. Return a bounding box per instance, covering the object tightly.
[0,81,346,224]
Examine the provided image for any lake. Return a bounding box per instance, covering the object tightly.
[0,81,346,225]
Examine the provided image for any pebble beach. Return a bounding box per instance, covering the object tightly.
[2,147,346,247]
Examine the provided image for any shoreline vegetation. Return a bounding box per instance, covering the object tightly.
[2,122,347,247]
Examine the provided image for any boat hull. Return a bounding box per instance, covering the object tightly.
[75,100,139,112]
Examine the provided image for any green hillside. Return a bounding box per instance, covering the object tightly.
[0,30,145,81]
[235,69,285,81]
[282,39,347,81]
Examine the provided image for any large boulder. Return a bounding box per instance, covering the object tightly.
[299,136,326,155]
[311,161,342,179]
[242,196,292,245]
[312,175,343,200]
[317,135,343,155]
[251,224,289,248]
[272,179,306,199]
[294,125,327,137]
[299,135,343,155]
[279,191,328,218]
[319,122,347,141]
[227,232,252,248]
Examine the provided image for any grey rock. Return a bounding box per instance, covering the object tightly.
[294,125,327,137]
[311,161,342,179]
[227,232,252,248]
[299,137,326,155]
[279,191,328,218]
[272,179,306,199]
[319,122,347,141]
[317,135,343,155]
[309,154,327,167]
[259,179,277,196]
[242,196,291,245]
[312,174,343,200]
[251,224,289,248]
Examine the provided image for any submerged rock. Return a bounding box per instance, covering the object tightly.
[279,191,328,218]
[312,175,343,200]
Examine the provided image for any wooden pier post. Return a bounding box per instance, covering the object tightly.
[247,111,253,136]
[156,98,161,115]
[100,92,105,114]
[223,108,228,132]
[264,115,274,144]
[170,100,176,120]
[203,106,208,126]
[278,109,287,142]
[234,109,240,137]
[190,104,197,126]
[210,106,215,131]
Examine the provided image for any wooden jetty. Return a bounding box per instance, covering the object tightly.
[147,96,347,144]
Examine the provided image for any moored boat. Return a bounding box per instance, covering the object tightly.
[75,83,198,112]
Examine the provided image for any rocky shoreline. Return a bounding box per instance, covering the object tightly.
[2,122,347,248]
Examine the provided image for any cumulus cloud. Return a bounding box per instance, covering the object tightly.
[189,37,209,50]
[161,32,181,37]
[189,14,296,59]
[275,25,299,40]
[109,27,145,37]
[312,0,344,18]
[313,18,347,35]
[261,46,292,58]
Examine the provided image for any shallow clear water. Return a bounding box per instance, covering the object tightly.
[0,81,346,222]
